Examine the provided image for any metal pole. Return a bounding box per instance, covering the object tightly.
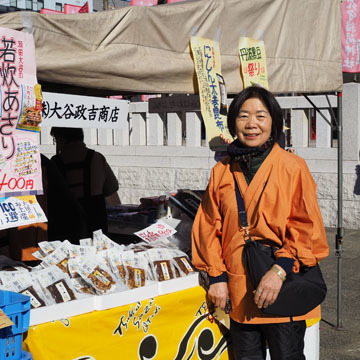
[336,92,344,329]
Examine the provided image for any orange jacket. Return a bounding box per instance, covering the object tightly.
[192,144,329,324]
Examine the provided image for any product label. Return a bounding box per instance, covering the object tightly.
[55,281,71,302]
[22,290,42,308]
[160,262,170,280]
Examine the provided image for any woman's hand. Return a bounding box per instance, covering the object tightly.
[254,265,285,309]
[208,282,229,310]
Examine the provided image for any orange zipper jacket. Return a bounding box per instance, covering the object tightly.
[191,144,329,324]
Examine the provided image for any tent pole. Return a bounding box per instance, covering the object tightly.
[336,92,343,329]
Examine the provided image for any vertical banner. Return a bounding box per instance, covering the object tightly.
[341,0,360,73]
[238,37,269,89]
[0,28,43,199]
[190,37,233,150]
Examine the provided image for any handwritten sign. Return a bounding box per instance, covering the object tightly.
[239,37,269,90]
[190,37,233,151]
[341,0,360,72]
[42,92,129,130]
[0,195,47,230]
[0,27,43,197]
[134,221,177,243]
[0,308,14,330]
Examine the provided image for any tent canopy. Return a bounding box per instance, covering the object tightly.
[0,0,342,94]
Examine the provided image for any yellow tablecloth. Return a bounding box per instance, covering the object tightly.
[23,286,229,360]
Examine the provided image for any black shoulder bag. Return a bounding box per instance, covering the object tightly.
[234,175,327,317]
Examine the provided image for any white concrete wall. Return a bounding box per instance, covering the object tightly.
[40,85,360,229]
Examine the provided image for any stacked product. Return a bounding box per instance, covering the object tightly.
[0,230,195,308]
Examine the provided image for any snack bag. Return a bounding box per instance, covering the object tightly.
[38,240,63,255]
[77,257,116,295]
[79,238,93,247]
[93,229,107,252]
[33,266,77,304]
[69,245,96,259]
[0,271,49,309]
[42,241,71,274]
[168,249,195,277]
[67,257,81,279]
[70,276,96,296]
[146,248,175,282]
[121,251,146,289]
[108,249,126,285]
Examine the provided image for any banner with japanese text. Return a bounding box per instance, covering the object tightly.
[0,195,47,230]
[238,37,269,90]
[0,27,43,198]
[24,286,229,359]
[341,0,360,73]
[190,37,233,151]
[42,92,129,129]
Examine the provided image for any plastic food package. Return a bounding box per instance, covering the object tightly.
[146,248,175,282]
[0,270,49,308]
[77,257,116,295]
[33,266,77,304]
[168,249,195,277]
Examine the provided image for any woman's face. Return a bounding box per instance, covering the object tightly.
[235,97,272,147]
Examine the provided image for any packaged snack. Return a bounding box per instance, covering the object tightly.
[70,277,96,295]
[108,250,126,285]
[42,242,71,274]
[79,238,93,247]
[69,245,96,259]
[0,271,48,309]
[34,266,77,304]
[77,258,116,295]
[67,258,81,278]
[38,240,63,255]
[146,248,175,282]
[121,251,146,289]
[93,229,107,252]
[168,249,195,276]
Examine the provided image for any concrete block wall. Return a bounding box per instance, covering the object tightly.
[40,84,360,229]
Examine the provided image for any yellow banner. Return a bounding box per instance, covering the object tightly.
[239,37,269,90]
[24,286,229,359]
[190,37,233,150]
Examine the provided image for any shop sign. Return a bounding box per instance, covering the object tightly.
[42,92,129,130]
[148,94,200,113]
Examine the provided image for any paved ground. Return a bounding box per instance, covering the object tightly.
[319,228,360,360]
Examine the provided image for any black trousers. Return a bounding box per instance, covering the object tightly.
[229,318,306,360]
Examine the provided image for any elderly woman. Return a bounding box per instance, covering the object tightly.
[192,86,329,360]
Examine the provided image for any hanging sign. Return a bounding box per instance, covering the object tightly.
[42,92,129,130]
[190,37,233,150]
[0,27,43,197]
[0,195,47,230]
[239,37,269,89]
[341,0,360,73]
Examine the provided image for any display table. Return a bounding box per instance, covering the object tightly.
[23,286,229,360]
[23,279,320,360]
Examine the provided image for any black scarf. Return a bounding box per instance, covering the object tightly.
[227,137,274,169]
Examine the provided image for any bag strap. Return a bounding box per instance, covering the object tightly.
[233,174,249,228]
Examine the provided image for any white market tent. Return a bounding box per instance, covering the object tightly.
[0,0,345,327]
[0,0,342,94]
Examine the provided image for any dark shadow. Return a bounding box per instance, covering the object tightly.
[354,165,360,195]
